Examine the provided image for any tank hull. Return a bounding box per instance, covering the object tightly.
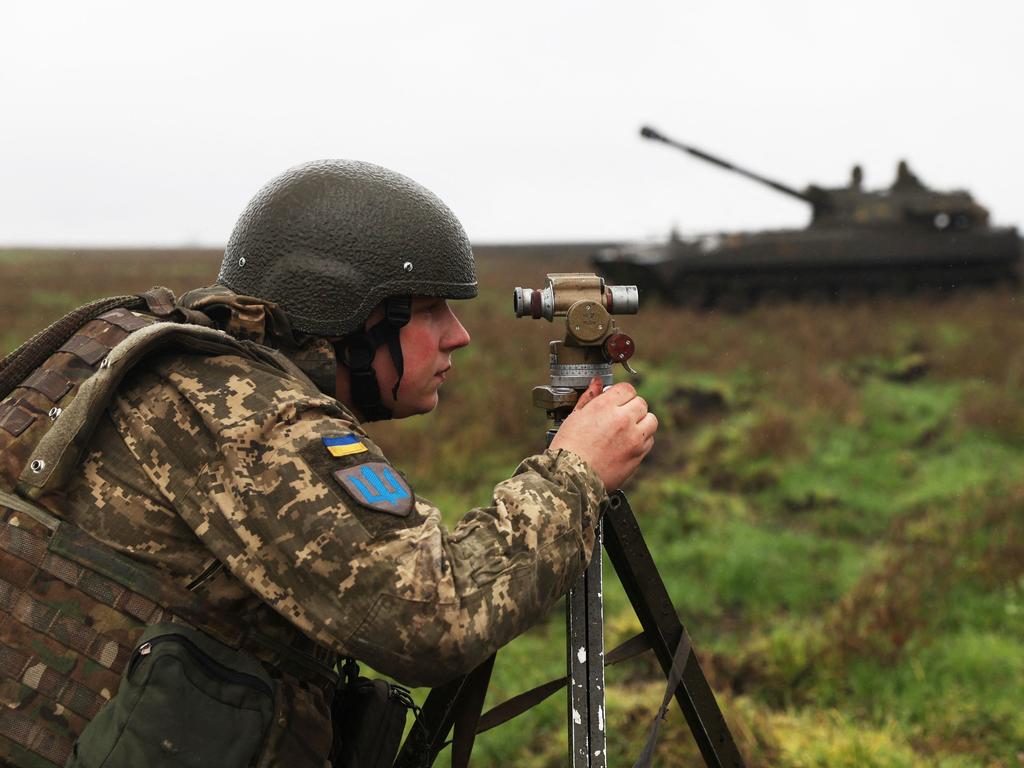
[594,227,1022,306]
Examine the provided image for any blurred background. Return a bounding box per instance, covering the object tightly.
[2,2,1022,766]
[2,0,1023,247]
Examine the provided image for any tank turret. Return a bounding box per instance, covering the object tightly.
[640,126,991,233]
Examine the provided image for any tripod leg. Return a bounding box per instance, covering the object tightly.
[452,654,496,767]
[567,519,608,767]
[603,491,747,768]
[394,675,466,768]
[585,522,608,766]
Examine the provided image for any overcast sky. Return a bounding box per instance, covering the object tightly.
[2,1,1022,246]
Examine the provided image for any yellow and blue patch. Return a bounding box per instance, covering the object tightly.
[322,434,368,458]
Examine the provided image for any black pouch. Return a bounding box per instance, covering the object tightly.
[68,622,275,768]
[330,659,416,768]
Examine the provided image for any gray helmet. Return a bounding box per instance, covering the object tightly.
[218,159,477,337]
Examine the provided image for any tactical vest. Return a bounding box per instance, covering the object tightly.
[0,291,339,768]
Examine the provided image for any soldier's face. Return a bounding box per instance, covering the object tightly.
[341,296,471,419]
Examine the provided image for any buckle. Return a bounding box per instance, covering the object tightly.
[385,297,411,328]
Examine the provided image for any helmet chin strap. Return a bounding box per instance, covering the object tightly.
[334,296,412,422]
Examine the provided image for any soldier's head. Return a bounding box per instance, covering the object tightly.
[218,159,477,421]
[334,294,471,419]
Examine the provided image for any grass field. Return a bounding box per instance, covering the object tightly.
[2,246,1022,767]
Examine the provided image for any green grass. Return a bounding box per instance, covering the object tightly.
[4,248,1023,766]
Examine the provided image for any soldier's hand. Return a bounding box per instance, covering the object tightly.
[550,378,657,491]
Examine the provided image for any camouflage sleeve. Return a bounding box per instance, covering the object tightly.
[109,352,605,687]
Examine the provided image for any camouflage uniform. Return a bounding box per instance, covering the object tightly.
[0,289,605,766]
[64,347,605,686]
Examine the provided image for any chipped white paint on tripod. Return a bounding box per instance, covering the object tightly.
[577,646,587,663]
[572,708,583,725]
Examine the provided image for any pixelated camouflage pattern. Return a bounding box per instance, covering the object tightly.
[89,348,604,687]
[0,304,167,768]
[0,495,335,768]
[0,288,606,767]
[0,305,339,767]
[176,285,292,344]
[177,285,339,396]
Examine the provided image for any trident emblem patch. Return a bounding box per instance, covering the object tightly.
[333,462,414,517]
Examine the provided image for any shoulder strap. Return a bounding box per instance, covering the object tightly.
[17,321,295,499]
[0,294,145,400]
[0,288,216,400]
[0,487,59,531]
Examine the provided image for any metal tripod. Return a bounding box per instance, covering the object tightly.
[394,274,745,767]
[393,490,746,768]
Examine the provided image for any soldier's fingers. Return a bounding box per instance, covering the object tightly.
[623,395,649,423]
[638,411,659,439]
[601,382,638,406]
[640,432,655,457]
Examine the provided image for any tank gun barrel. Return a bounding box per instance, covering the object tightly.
[640,125,815,206]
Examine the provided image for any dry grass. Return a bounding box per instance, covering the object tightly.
[4,246,1024,766]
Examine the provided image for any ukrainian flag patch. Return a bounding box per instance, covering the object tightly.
[323,435,368,458]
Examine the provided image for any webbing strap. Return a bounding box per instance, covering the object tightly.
[0,516,338,690]
[0,521,168,627]
[443,631,688,768]
[0,519,169,674]
[47,548,166,625]
[57,335,111,366]
[0,294,144,401]
[632,631,692,768]
[473,632,652,737]
[0,490,58,532]
[0,505,338,691]
[0,642,106,720]
[0,708,72,768]
[0,507,242,648]
[0,577,130,672]
[450,653,495,768]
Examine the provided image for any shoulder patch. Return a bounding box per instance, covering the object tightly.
[323,434,368,457]
[333,462,413,517]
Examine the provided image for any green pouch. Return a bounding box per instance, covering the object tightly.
[67,623,275,768]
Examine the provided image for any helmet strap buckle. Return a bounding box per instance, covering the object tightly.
[384,297,412,328]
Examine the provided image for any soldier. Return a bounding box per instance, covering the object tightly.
[0,160,656,767]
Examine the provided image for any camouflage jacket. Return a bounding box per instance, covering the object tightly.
[0,288,605,767]
[60,353,604,687]
[56,289,606,688]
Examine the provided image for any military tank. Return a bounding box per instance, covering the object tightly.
[594,126,1022,307]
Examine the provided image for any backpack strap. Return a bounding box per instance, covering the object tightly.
[0,295,146,401]
[16,321,286,499]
